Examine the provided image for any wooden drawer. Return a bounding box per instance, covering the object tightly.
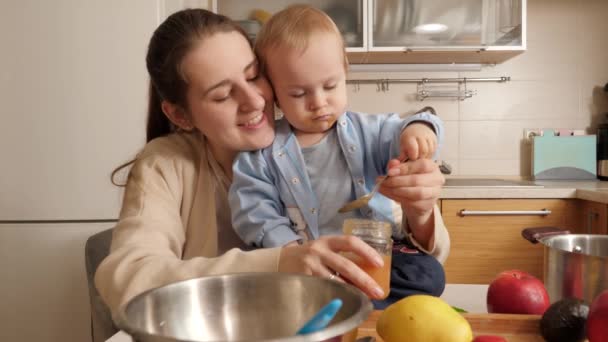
[441,199,571,284]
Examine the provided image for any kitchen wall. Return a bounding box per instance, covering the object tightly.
[347,0,608,176]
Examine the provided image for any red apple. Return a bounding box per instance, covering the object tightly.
[486,270,550,315]
[587,289,608,342]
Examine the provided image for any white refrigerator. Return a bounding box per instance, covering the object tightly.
[0,1,164,341]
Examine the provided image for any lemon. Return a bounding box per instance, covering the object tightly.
[377,295,473,342]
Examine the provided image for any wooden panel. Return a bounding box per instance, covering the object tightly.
[568,200,608,235]
[357,311,543,342]
[347,50,524,64]
[441,199,571,284]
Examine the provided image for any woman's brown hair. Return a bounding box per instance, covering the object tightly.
[112,9,249,185]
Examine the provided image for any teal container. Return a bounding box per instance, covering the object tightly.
[532,134,596,180]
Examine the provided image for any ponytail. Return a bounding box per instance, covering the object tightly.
[146,82,173,143]
[110,82,173,186]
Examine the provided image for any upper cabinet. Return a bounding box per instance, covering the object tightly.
[212,0,526,64]
[213,0,368,50]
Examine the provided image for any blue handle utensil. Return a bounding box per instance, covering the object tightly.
[296,298,343,335]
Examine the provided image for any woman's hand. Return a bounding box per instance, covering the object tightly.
[379,158,445,248]
[278,235,386,299]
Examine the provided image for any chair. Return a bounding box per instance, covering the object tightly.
[85,228,118,342]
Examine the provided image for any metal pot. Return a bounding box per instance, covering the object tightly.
[523,227,608,304]
[115,273,372,342]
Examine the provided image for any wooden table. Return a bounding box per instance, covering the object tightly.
[356,311,545,342]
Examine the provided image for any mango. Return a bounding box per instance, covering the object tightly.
[376,295,473,342]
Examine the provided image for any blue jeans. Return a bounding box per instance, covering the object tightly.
[372,238,446,309]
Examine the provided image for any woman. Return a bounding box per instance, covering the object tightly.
[95,8,449,317]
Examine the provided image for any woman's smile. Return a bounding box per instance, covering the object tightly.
[239,112,267,129]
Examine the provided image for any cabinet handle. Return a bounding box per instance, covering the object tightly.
[459,209,552,216]
[587,211,599,234]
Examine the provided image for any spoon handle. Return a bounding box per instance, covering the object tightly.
[368,157,408,196]
[367,175,387,198]
[296,299,343,335]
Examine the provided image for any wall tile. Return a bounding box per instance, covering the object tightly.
[440,121,459,160]
[459,159,522,176]
[347,71,461,120]
[459,121,523,159]
[460,81,579,121]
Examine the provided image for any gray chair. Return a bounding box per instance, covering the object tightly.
[85,228,118,342]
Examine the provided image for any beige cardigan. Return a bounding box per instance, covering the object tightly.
[95,132,450,317]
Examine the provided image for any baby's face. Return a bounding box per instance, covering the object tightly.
[266,32,347,137]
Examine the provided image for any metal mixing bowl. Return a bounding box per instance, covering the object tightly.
[115,273,373,342]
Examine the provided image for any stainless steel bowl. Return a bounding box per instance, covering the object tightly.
[116,273,373,342]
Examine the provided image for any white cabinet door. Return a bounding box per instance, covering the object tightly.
[369,0,525,51]
[0,223,112,342]
[0,1,159,220]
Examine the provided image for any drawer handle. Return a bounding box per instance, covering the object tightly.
[459,209,552,216]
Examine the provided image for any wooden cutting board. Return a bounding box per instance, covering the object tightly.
[356,311,545,342]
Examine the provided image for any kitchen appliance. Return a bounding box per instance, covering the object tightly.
[597,82,608,180]
[523,227,608,304]
[116,273,372,342]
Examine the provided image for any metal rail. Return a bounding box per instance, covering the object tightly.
[459,209,552,216]
[346,76,510,101]
[346,76,510,84]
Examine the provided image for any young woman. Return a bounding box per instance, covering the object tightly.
[96,8,390,316]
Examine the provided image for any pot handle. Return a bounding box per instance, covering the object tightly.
[522,227,570,244]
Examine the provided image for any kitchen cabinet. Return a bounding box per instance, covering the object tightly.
[440,199,570,284]
[566,200,608,235]
[212,0,526,64]
[213,0,367,50]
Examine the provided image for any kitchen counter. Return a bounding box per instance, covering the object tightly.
[441,179,608,203]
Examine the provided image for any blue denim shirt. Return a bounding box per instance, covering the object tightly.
[229,111,444,248]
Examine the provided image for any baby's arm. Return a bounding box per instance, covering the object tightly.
[399,109,443,160]
[229,151,301,248]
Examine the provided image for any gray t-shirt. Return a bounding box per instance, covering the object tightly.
[301,127,358,236]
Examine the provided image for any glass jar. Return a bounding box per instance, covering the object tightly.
[342,219,393,299]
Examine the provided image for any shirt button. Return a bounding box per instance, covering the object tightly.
[291,177,300,184]
[348,145,356,152]
[311,208,317,214]
[277,151,285,157]
[340,121,347,127]
[357,178,364,185]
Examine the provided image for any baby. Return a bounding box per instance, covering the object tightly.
[229,5,446,307]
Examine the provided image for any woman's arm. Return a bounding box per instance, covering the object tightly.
[95,136,282,317]
[96,135,389,317]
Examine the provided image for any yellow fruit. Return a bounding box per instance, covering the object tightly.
[249,9,272,24]
[377,295,473,342]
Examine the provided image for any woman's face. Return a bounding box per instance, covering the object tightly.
[181,31,275,154]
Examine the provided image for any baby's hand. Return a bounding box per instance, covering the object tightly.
[399,122,437,160]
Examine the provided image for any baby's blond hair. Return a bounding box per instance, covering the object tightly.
[255,4,348,74]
